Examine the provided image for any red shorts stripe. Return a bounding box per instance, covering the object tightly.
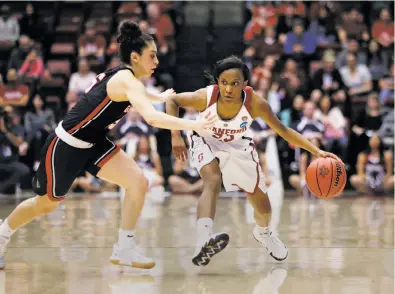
[97,145,120,168]
[68,96,111,134]
[45,137,64,202]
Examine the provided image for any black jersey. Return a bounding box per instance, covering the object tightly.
[62,65,132,143]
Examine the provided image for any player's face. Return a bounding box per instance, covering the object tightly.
[133,41,159,77]
[218,69,247,102]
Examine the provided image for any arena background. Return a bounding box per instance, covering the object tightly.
[0,1,393,197]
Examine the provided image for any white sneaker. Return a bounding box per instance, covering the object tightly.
[253,227,288,261]
[109,242,156,269]
[0,220,10,270]
[192,232,229,266]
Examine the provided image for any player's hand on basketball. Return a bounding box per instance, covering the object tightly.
[159,88,176,102]
[316,150,344,165]
[193,112,217,132]
[172,135,188,161]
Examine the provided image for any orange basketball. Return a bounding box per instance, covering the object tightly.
[305,157,347,198]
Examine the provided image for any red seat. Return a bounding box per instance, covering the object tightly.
[47,60,71,78]
[50,43,76,59]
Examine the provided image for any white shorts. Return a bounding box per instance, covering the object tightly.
[188,133,267,194]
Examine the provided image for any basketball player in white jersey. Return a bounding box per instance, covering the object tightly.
[166,56,343,266]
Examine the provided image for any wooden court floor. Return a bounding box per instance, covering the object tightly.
[0,193,393,294]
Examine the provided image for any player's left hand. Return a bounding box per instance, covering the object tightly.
[159,88,176,102]
[316,150,344,165]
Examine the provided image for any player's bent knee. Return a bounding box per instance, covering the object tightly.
[203,173,222,191]
[124,172,149,193]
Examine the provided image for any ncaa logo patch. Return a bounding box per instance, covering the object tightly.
[240,121,248,128]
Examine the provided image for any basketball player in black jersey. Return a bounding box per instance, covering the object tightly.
[0,21,216,270]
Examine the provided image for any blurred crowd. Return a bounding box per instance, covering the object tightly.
[243,1,394,196]
[0,1,393,198]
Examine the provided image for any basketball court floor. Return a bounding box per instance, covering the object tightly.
[0,192,393,294]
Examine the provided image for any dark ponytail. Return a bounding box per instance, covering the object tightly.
[205,55,250,85]
[117,21,154,64]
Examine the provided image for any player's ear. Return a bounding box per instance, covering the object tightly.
[130,52,140,64]
[243,80,248,87]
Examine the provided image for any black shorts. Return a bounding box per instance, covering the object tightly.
[32,132,120,201]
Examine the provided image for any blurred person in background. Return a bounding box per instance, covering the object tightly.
[68,59,96,98]
[379,63,394,107]
[288,137,323,197]
[0,5,20,45]
[134,136,165,203]
[350,93,384,165]
[24,94,56,171]
[17,49,44,80]
[340,53,372,99]
[7,35,34,72]
[168,157,203,194]
[0,68,29,108]
[0,106,29,195]
[350,133,394,194]
[78,21,106,64]
[314,96,348,159]
[371,8,394,62]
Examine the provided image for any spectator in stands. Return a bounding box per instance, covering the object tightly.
[0,69,29,107]
[106,36,119,58]
[19,3,40,41]
[335,38,368,69]
[282,94,304,128]
[78,22,106,64]
[244,26,283,65]
[295,101,325,140]
[288,137,322,197]
[113,107,156,156]
[276,2,297,39]
[312,50,345,96]
[379,63,394,107]
[339,7,369,42]
[0,5,20,45]
[68,59,96,97]
[372,8,394,60]
[7,35,34,71]
[350,133,394,193]
[340,53,372,98]
[146,3,174,53]
[168,158,203,194]
[135,136,164,189]
[17,49,44,80]
[24,94,56,171]
[284,18,317,61]
[314,96,348,159]
[350,93,384,165]
[309,5,337,47]
[0,105,29,194]
[378,109,394,152]
[279,59,307,109]
[251,117,274,187]
[106,56,121,70]
[367,40,389,87]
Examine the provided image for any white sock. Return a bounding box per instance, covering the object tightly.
[0,219,15,238]
[196,218,213,238]
[118,228,136,248]
[256,225,271,237]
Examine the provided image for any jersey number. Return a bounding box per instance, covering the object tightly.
[85,73,106,94]
[212,133,235,142]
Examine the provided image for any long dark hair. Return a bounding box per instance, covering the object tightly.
[117,21,154,65]
[205,55,250,85]
[365,133,385,160]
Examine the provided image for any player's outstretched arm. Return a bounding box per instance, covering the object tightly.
[251,91,344,163]
[108,73,216,132]
[165,89,207,161]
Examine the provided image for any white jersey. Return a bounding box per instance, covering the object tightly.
[193,85,255,149]
[187,85,267,194]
